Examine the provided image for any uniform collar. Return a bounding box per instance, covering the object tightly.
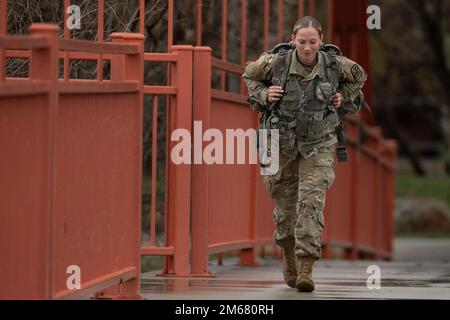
[289,50,325,80]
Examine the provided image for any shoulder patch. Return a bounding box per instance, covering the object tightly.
[351,64,363,81]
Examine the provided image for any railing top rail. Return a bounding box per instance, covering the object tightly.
[59,38,139,55]
[211,89,248,105]
[0,35,49,50]
[211,57,245,75]
[0,32,141,56]
[144,52,178,62]
[0,79,48,97]
[346,114,383,142]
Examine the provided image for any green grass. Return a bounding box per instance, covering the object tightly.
[141,174,165,234]
[141,256,164,273]
[396,174,450,207]
[396,233,450,239]
[140,175,167,273]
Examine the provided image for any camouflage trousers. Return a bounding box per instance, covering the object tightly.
[263,145,336,259]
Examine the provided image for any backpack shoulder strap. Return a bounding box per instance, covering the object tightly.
[320,43,342,88]
[320,43,342,56]
[269,42,294,86]
[320,43,348,162]
[268,42,295,55]
[272,48,293,87]
[268,48,293,110]
[321,50,340,90]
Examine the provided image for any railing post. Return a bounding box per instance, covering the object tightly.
[0,0,5,82]
[191,46,212,276]
[308,0,316,16]
[240,0,247,95]
[383,139,397,260]
[238,168,258,264]
[372,126,383,260]
[239,124,258,267]
[0,0,6,35]
[0,45,4,82]
[106,32,144,298]
[163,45,193,276]
[327,0,333,43]
[29,23,59,299]
[349,116,361,260]
[277,0,284,44]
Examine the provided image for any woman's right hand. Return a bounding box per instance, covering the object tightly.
[267,86,284,102]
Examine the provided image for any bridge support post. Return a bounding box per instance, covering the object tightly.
[160,45,194,277]
[383,139,397,261]
[96,32,144,299]
[29,23,59,299]
[190,46,214,277]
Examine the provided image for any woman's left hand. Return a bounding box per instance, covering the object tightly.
[331,92,343,108]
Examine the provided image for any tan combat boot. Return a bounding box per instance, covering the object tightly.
[295,256,315,292]
[282,248,297,288]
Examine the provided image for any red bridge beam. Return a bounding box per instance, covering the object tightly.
[328,0,374,125]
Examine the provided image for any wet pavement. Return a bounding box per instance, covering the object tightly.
[140,238,450,300]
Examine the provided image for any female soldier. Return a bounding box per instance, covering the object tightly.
[242,16,367,292]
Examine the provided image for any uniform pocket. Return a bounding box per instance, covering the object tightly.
[314,152,335,189]
[323,108,340,130]
[315,157,334,167]
[279,99,299,112]
[281,93,298,102]
[279,128,297,159]
[263,169,282,196]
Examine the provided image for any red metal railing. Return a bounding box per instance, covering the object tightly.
[323,117,397,259]
[1,0,397,291]
[139,46,194,277]
[0,24,143,299]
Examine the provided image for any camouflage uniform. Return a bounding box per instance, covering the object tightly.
[243,49,367,259]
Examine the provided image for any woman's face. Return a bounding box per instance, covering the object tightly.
[291,27,323,65]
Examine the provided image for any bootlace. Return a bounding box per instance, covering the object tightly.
[300,257,314,275]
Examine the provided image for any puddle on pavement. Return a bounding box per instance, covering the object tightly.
[140,278,285,293]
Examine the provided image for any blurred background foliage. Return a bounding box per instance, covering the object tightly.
[369,0,450,177]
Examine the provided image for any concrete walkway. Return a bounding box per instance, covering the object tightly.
[140,238,450,300]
